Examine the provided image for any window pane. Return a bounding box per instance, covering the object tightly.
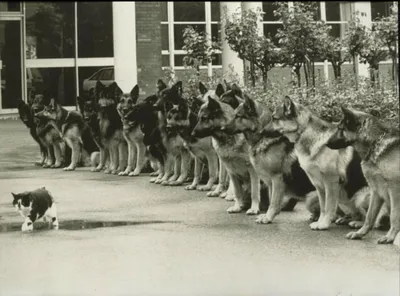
[77,2,113,58]
[262,2,282,22]
[294,2,321,21]
[161,24,169,51]
[160,2,168,22]
[162,55,170,67]
[0,1,20,12]
[26,3,75,59]
[211,2,220,22]
[212,54,222,66]
[28,67,76,106]
[79,66,114,96]
[263,24,282,46]
[211,23,220,43]
[371,2,392,20]
[326,1,340,21]
[174,24,205,50]
[175,54,207,67]
[1,20,22,109]
[174,2,205,22]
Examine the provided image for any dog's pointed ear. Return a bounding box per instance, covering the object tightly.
[109,82,123,98]
[130,85,140,104]
[215,83,225,98]
[231,84,243,96]
[207,95,220,110]
[224,79,232,90]
[199,82,208,95]
[157,79,167,92]
[283,96,295,117]
[340,106,358,128]
[173,81,183,97]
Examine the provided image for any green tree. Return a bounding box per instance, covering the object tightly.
[223,7,280,89]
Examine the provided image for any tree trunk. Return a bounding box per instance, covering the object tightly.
[262,71,268,90]
[250,60,256,87]
[311,60,316,90]
[303,62,309,88]
[352,55,358,90]
[295,66,301,87]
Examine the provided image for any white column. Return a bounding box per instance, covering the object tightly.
[320,1,329,82]
[220,2,244,86]
[112,2,137,93]
[353,2,372,78]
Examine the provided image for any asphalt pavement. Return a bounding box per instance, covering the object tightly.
[0,119,399,296]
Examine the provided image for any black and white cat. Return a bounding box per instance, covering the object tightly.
[12,187,59,232]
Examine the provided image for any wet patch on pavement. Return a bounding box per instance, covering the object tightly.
[0,219,180,233]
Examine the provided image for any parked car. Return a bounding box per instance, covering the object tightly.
[82,67,115,94]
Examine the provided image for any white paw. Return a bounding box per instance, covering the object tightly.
[185,184,197,190]
[255,214,272,224]
[22,222,33,232]
[349,220,364,229]
[52,222,59,230]
[197,185,213,191]
[118,171,129,176]
[129,171,140,177]
[227,204,244,214]
[310,221,330,231]
[246,207,260,215]
[63,166,76,171]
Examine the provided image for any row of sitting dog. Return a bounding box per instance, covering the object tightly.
[17,79,399,245]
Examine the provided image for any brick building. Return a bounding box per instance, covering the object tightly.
[0,1,395,114]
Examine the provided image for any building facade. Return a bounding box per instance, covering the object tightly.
[0,1,395,114]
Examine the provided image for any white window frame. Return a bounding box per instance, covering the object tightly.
[23,2,115,109]
[161,1,222,76]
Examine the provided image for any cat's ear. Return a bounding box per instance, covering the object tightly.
[11,192,18,199]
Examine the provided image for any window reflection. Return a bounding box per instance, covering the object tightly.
[25,2,75,59]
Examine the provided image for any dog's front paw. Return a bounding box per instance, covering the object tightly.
[227,203,244,214]
[246,207,260,215]
[129,171,140,177]
[335,216,352,226]
[207,190,221,197]
[161,180,169,186]
[349,220,364,229]
[255,214,272,224]
[149,171,159,177]
[197,185,212,191]
[377,236,394,244]
[308,214,319,222]
[52,163,63,169]
[118,170,129,176]
[168,180,184,186]
[185,184,197,190]
[310,221,330,231]
[35,161,44,166]
[346,231,364,240]
[63,166,76,171]
[21,222,33,232]
[104,169,112,174]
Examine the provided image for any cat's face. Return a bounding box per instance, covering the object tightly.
[12,192,32,213]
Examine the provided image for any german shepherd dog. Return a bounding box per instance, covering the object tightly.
[37,98,99,171]
[115,84,146,177]
[222,93,316,223]
[94,81,128,174]
[192,83,264,215]
[123,80,169,181]
[34,98,65,169]
[326,107,399,244]
[153,81,193,186]
[165,91,219,192]
[17,96,54,166]
[265,96,368,230]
